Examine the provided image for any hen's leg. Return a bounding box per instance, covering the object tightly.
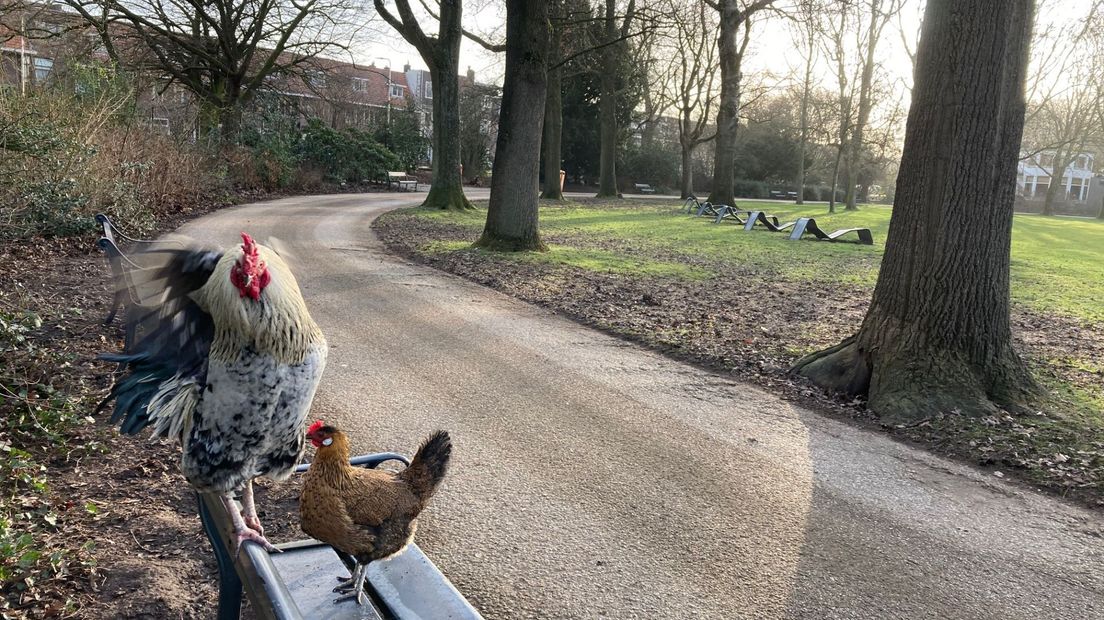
[333,562,369,605]
[240,479,264,536]
[333,562,362,593]
[220,491,280,554]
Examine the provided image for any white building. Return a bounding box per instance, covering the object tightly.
[1017,151,1095,201]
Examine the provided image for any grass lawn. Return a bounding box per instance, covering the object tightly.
[377,198,1104,502]
[412,200,1104,321]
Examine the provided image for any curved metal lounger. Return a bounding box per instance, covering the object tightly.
[787,217,873,245]
[742,210,793,232]
[713,204,748,225]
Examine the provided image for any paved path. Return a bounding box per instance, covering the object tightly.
[180,193,1102,620]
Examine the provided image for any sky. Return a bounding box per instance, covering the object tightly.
[354,0,1094,104]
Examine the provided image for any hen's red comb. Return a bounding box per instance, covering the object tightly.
[307,420,324,435]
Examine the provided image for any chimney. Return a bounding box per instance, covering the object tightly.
[403,62,411,72]
[467,66,475,83]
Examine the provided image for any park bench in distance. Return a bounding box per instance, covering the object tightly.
[387,171,418,191]
[634,183,657,194]
[788,217,873,244]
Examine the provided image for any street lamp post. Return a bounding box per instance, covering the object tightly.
[374,57,392,125]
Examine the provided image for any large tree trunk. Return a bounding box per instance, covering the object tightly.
[424,59,474,210]
[792,0,1038,425]
[707,0,745,206]
[541,0,564,201]
[476,0,549,251]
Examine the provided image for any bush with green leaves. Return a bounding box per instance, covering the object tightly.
[297,119,400,184]
[623,145,681,192]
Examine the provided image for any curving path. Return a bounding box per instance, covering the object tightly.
[178,193,1102,620]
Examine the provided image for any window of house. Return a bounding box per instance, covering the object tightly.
[424,80,432,99]
[389,84,403,98]
[33,57,53,82]
[1068,177,1087,201]
[150,117,170,135]
[353,78,369,92]
[307,71,326,88]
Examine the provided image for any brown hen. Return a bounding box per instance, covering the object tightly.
[299,422,451,604]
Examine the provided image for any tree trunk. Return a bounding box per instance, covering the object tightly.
[707,0,745,207]
[424,61,474,210]
[1041,149,1072,216]
[796,30,814,205]
[828,144,843,214]
[680,142,695,199]
[476,0,549,251]
[792,0,1038,425]
[596,1,620,199]
[844,0,883,212]
[541,1,564,201]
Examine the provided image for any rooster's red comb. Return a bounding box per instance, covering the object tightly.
[307,420,325,435]
[240,232,259,256]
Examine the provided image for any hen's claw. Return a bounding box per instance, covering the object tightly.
[333,589,368,606]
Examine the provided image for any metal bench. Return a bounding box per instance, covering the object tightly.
[387,172,418,192]
[200,453,483,620]
[788,217,873,244]
[634,183,657,194]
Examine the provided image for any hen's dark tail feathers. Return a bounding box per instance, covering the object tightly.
[399,431,452,504]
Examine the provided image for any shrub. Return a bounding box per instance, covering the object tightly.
[297,119,400,184]
[732,178,769,199]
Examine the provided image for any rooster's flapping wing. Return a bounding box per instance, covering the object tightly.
[97,246,222,440]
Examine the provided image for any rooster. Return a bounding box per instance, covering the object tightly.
[98,233,327,551]
[300,422,451,604]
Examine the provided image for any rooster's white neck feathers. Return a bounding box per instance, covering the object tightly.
[191,243,324,365]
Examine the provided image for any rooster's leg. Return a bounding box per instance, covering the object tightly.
[220,492,280,554]
[333,562,369,605]
[240,479,264,536]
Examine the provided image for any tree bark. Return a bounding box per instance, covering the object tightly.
[476,0,550,251]
[791,0,1038,425]
[541,0,565,201]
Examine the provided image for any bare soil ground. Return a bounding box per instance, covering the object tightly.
[372,207,1104,509]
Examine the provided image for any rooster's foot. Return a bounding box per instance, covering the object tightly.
[243,515,265,537]
[234,528,282,555]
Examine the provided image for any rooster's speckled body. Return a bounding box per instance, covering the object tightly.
[99,233,327,550]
